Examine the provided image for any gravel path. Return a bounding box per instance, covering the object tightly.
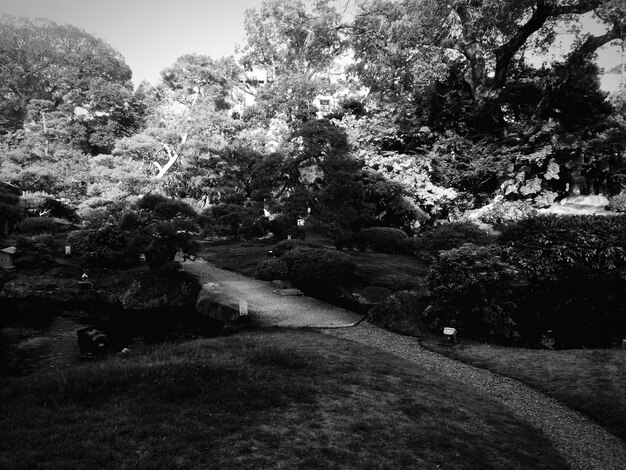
[322,322,626,470]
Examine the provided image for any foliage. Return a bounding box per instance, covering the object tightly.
[478,199,537,225]
[0,184,23,237]
[424,244,518,341]
[608,193,626,213]
[14,234,56,268]
[203,204,268,240]
[256,257,289,281]
[356,227,408,254]
[499,215,626,347]
[67,225,144,268]
[282,247,356,299]
[18,217,67,235]
[410,222,495,260]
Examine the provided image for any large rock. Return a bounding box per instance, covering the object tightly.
[195,285,241,322]
[367,290,430,337]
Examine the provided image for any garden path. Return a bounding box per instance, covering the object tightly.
[182,258,626,470]
[182,258,362,328]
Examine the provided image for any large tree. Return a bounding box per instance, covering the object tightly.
[351,0,626,132]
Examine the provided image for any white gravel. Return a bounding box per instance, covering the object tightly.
[322,322,626,470]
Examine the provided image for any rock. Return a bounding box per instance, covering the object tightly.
[367,290,430,337]
[195,287,241,322]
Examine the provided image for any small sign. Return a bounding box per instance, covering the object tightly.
[287,234,292,240]
[443,327,457,336]
[65,245,71,256]
[239,300,248,317]
[297,218,305,227]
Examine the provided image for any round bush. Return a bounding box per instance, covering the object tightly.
[257,258,289,281]
[67,226,144,267]
[423,244,518,341]
[410,222,495,260]
[356,227,408,253]
[282,247,356,299]
[270,239,318,258]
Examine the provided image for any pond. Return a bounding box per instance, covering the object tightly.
[0,315,89,376]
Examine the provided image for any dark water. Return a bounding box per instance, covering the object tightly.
[0,316,89,376]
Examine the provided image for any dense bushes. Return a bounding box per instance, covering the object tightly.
[607,193,626,213]
[499,215,626,347]
[423,244,518,341]
[259,241,356,300]
[203,204,269,240]
[256,258,289,281]
[67,225,144,267]
[355,227,408,253]
[282,247,356,299]
[410,222,495,260]
[14,235,56,268]
[18,217,67,234]
[422,215,626,347]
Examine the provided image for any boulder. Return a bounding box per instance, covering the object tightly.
[367,290,430,337]
[195,287,241,322]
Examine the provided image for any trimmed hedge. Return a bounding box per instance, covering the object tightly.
[356,227,408,253]
[256,258,289,281]
[410,222,495,260]
[67,226,145,267]
[18,217,63,234]
[270,239,319,258]
[282,247,356,299]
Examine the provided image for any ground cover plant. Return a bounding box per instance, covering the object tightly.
[420,338,626,444]
[0,331,569,470]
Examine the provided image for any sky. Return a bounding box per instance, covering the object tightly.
[0,0,264,86]
[1,0,623,90]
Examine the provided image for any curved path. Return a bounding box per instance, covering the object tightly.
[182,259,362,328]
[183,258,626,470]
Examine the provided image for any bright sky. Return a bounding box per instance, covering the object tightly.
[0,0,623,89]
[0,0,263,86]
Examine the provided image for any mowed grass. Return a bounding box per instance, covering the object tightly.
[422,338,626,443]
[1,331,569,470]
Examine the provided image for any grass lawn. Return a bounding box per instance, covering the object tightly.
[421,337,626,444]
[1,330,569,470]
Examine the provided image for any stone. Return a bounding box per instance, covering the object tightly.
[367,290,430,337]
[195,288,240,322]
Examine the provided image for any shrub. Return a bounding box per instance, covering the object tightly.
[410,222,495,260]
[356,227,408,253]
[18,217,62,234]
[204,204,268,240]
[499,215,626,347]
[14,235,56,268]
[608,193,626,213]
[282,247,356,299]
[267,215,304,240]
[423,244,518,341]
[256,258,289,281]
[478,199,536,225]
[67,226,144,267]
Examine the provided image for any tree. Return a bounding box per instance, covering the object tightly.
[0,15,133,135]
[351,0,626,132]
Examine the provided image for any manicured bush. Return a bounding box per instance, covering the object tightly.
[67,226,144,267]
[607,193,626,213]
[356,227,408,253]
[423,244,518,341]
[14,235,56,268]
[256,258,289,281]
[282,247,356,299]
[410,222,495,260]
[499,214,626,347]
[18,217,62,234]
